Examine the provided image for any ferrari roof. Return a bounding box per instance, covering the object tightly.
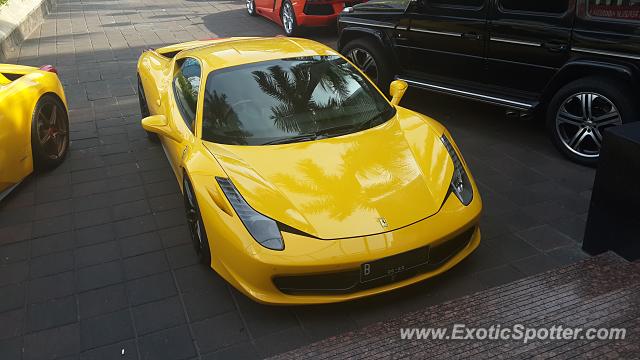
[180,37,341,71]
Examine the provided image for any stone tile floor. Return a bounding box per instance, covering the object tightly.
[274,253,640,359]
[0,0,595,358]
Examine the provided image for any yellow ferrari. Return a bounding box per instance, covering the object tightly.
[0,64,69,200]
[137,37,482,304]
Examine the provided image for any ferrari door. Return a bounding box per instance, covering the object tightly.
[255,0,276,15]
[163,57,201,184]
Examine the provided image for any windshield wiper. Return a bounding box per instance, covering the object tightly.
[316,115,384,137]
[262,133,320,145]
[353,113,385,133]
[262,112,388,145]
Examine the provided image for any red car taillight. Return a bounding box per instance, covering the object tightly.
[39,65,58,74]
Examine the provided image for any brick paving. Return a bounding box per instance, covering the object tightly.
[0,0,600,358]
[273,253,640,359]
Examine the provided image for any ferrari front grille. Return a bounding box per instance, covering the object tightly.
[273,226,476,295]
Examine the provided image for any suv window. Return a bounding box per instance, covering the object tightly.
[587,0,640,20]
[173,57,201,132]
[499,0,568,14]
[430,0,484,8]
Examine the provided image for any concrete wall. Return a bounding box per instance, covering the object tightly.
[0,0,56,61]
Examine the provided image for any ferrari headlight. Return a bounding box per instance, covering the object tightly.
[216,177,284,251]
[441,135,473,206]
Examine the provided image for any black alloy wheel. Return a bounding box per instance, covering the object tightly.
[183,177,212,265]
[31,94,69,170]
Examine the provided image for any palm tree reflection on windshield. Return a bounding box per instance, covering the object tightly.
[251,59,355,134]
[202,90,252,145]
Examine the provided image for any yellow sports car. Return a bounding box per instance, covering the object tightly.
[137,37,482,304]
[0,64,69,200]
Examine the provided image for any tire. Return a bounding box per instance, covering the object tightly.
[30,94,69,171]
[280,0,298,36]
[546,77,635,166]
[183,177,212,266]
[137,75,158,142]
[246,0,256,16]
[341,37,393,92]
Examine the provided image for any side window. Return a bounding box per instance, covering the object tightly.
[173,58,201,132]
[499,0,569,14]
[587,0,640,21]
[430,0,484,7]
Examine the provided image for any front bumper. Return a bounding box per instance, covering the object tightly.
[294,0,363,27]
[199,183,482,305]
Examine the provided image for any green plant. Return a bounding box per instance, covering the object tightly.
[0,0,8,7]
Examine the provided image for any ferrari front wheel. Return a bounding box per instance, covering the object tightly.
[183,177,212,265]
[31,94,69,170]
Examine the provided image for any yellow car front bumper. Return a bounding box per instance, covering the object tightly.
[199,183,482,305]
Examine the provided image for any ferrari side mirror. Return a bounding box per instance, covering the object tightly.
[389,80,408,106]
[141,115,181,142]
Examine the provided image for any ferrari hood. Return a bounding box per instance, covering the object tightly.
[204,112,455,240]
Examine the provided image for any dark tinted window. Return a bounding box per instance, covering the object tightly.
[430,0,484,7]
[500,0,568,14]
[173,58,201,131]
[201,56,395,146]
[588,0,640,20]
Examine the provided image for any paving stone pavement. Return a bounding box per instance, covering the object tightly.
[0,0,596,359]
[274,253,640,359]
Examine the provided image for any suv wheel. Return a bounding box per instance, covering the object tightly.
[547,77,634,166]
[342,38,392,91]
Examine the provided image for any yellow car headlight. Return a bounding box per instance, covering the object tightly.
[441,135,473,206]
[216,177,285,251]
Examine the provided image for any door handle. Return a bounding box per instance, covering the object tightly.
[543,42,568,52]
[461,32,482,41]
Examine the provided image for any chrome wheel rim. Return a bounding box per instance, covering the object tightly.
[282,3,294,34]
[346,48,378,83]
[36,102,68,160]
[555,92,622,159]
[246,0,254,14]
[184,182,205,255]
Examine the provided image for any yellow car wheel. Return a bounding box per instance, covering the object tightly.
[137,75,158,142]
[31,94,69,170]
[183,177,211,265]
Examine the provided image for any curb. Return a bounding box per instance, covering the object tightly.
[0,0,56,61]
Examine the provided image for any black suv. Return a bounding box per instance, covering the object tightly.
[337,0,640,164]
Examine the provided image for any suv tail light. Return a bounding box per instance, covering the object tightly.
[39,65,58,74]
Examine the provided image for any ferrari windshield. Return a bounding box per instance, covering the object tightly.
[201,55,395,145]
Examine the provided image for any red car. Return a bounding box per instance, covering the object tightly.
[246,0,362,36]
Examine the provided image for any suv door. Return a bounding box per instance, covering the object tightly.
[487,0,574,98]
[400,0,488,85]
[573,0,640,60]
